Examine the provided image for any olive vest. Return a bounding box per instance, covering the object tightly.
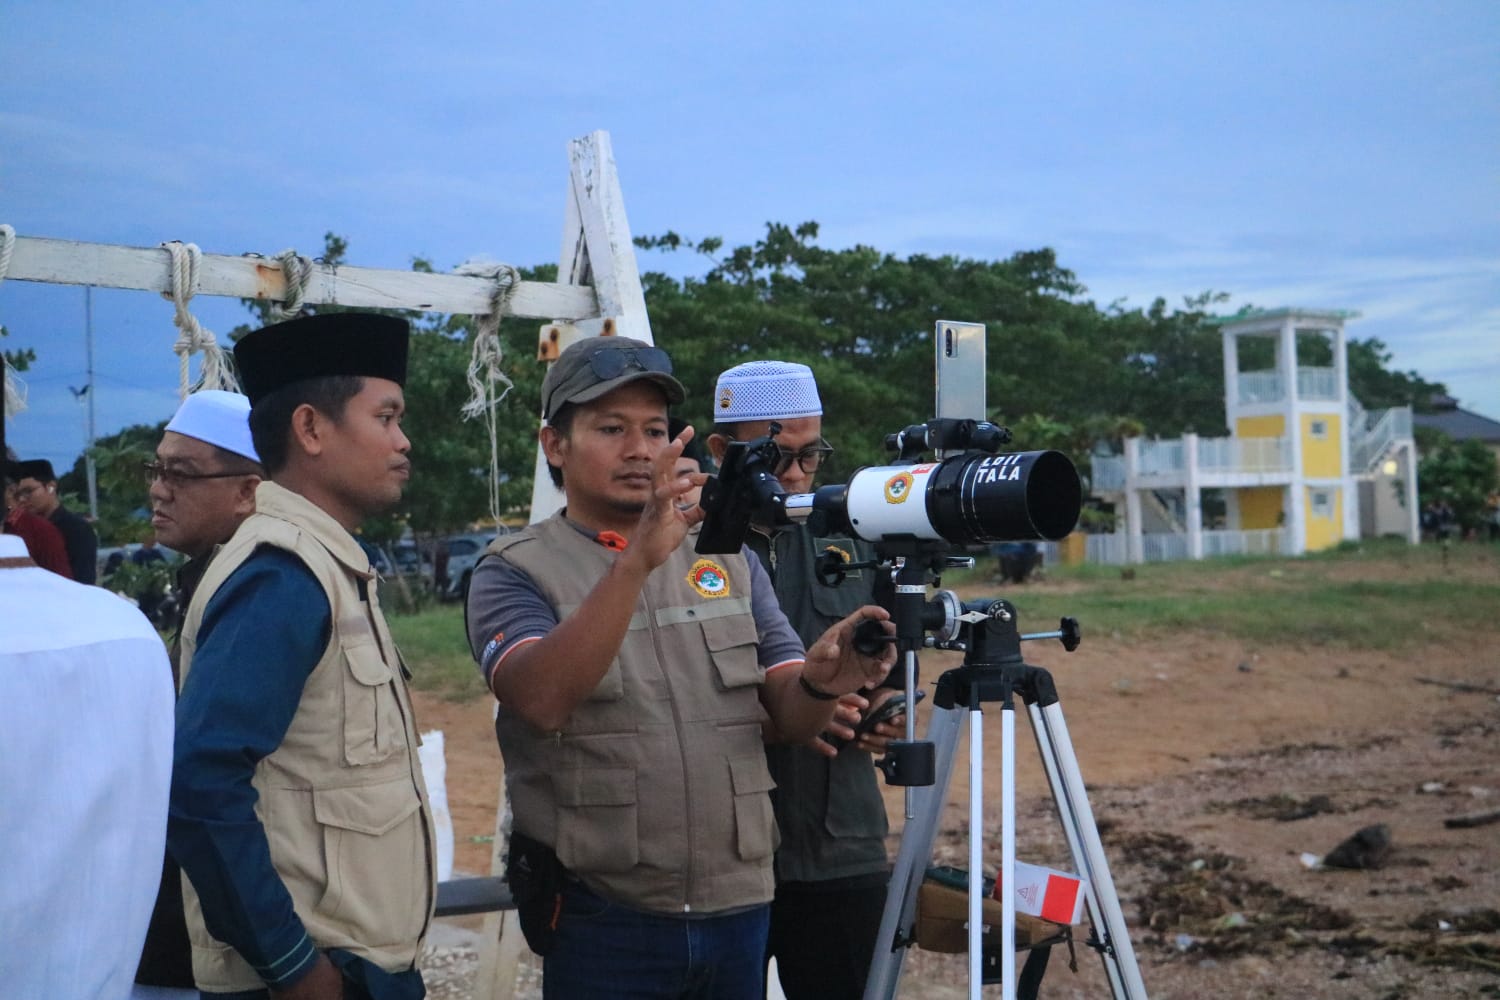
[751,524,892,884]
[178,482,435,992]
[488,514,777,914]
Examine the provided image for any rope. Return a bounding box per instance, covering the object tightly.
[455,259,519,527]
[160,241,240,398]
[1,224,29,420]
[267,248,314,322]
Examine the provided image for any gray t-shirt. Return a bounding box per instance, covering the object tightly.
[466,519,806,689]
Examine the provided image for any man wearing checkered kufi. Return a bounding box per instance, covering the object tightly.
[708,361,904,1000]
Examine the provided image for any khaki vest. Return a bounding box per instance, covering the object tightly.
[178,482,435,992]
[489,514,777,914]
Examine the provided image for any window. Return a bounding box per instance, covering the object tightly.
[1309,419,1328,440]
[1311,490,1333,518]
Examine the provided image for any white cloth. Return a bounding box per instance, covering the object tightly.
[0,534,175,999]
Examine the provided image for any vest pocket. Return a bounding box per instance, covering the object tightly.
[342,640,407,766]
[313,780,427,947]
[729,754,777,862]
[703,614,762,690]
[556,767,639,874]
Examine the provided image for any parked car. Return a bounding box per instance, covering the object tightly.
[439,529,509,601]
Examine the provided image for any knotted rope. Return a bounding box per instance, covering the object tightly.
[455,259,519,527]
[0,224,27,420]
[161,241,239,398]
[267,248,314,322]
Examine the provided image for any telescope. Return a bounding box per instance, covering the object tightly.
[695,417,1082,555]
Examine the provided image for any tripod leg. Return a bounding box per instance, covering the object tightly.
[863,705,965,1000]
[1028,701,1148,1000]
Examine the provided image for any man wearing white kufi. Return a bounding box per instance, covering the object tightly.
[708,360,905,1000]
[135,389,263,996]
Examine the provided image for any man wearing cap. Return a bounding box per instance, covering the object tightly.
[14,457,98,583]
[465,335,897,999]
[168,313,435,1000]
[135,389,264,996]
[708,361,900,1000]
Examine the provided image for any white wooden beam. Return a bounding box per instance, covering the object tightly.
[5,235,599,321]
[563,131,652,343]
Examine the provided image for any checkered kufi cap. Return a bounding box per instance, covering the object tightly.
[713,361,822,423]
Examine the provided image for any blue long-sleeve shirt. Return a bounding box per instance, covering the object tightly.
[168,547,330,990]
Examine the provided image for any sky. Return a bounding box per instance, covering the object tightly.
[3,1,1497,473]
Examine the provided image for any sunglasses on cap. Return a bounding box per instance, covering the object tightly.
[585,344,673,379]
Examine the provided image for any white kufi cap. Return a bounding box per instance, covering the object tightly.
[714,360,822,423]
[165,389,261,463]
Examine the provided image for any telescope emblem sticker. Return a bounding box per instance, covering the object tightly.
[687,558,732,598]
[883,471,916,504]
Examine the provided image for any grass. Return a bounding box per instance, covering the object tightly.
[388,601,488,701]
[389,539,1500,703]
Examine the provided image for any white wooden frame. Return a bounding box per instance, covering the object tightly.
[5,129,654,1000]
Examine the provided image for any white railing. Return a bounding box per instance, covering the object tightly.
[1080,529,1288,565]
[1196,436,1292,473]
[1237,366,1337,403]
[1140,532,1190,563]
[1350,405,1413,472]
[1238,370,1283,403]
[1086,533,1129,565]
[1201,528,1288,557]
[1138,439,1185,476]
[1092,455,1126,492]
[1297,366,1338,400]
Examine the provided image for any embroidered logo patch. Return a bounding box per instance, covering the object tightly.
[481,631,505,663]
[822,543,853,565]
[884,471,915,504]
[717,386,734,411]
[687,558,731,598]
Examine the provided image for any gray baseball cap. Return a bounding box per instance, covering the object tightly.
[541,335,685,421]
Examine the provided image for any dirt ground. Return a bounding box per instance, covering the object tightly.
[411,568,1500,998]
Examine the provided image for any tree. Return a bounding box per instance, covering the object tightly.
[1347,337,1448,412]
[1417,435,1499,535]
[636,223,1230,484]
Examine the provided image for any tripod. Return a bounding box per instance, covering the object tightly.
[862,595,1148,1000]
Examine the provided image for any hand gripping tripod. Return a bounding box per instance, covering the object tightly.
[859,553,1148,1000]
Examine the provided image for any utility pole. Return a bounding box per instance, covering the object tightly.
[84,286,98,520]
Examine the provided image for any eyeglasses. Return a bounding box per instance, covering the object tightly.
[586,345,673,380]
[12,485,39,501]
[143,461,252,490]
[771,439,835,476]
[726,434,834,476]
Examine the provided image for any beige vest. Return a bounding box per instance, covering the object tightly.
[490,514,777,914]
[178,482,435,992]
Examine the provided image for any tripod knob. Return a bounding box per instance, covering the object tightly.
[1060,616,1081,652]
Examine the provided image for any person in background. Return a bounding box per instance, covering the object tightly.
[3,462,73,578]
[168,313,434,1000]
[135,388,264,998]
[466,335,896,999]
[0,529,174,997]
[708,360,903,1000]
[13,457,98,583]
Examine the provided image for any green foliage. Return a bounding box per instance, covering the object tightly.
[105,555,175,618]
[57,421,163,543]
[1418,435,1499,532]
[1347,337,1448,411]
[636,224,1234,484]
